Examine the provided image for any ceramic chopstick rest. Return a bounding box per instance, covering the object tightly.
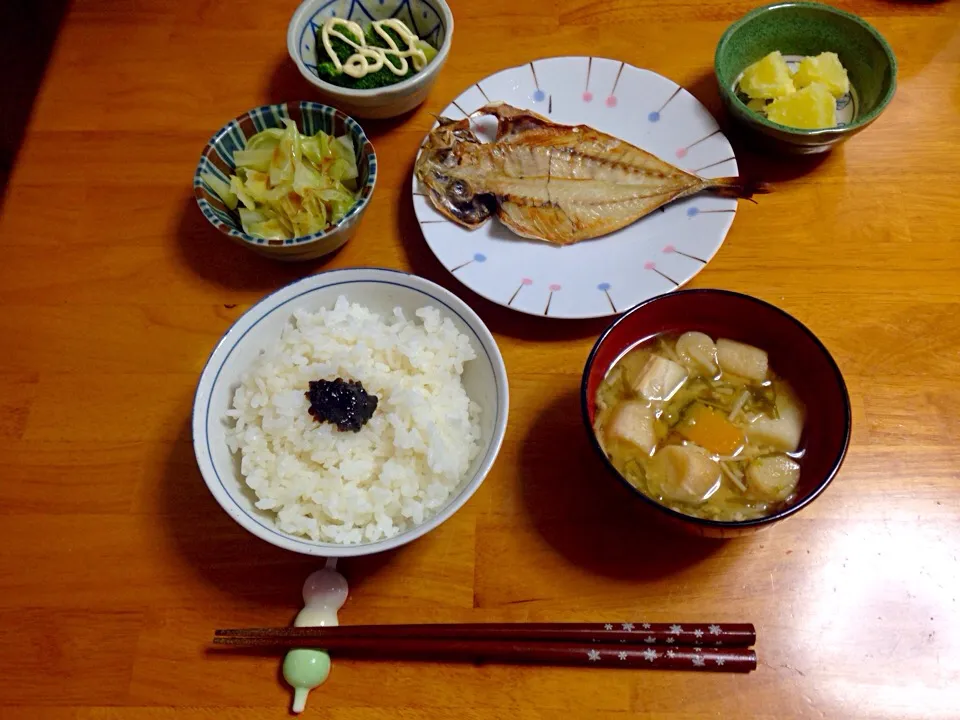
[282,564,349,713]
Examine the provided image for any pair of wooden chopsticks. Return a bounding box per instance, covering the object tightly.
[213,622,757,672]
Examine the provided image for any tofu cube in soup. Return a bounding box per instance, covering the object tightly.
[605,400,657,455]
[648,445,722,504]
[746,454,800,502]
[716,339,769,382]
[627,354,687,401]
[747,392,805,452]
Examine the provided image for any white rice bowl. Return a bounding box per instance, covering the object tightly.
[225,296,483,545]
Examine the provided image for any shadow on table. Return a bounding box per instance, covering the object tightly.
[174,195,339,292]
[396,166,612,343]
[0,0,70,208]
[160,416,397,607]
[265,54,314,105]
[518,389,724,579]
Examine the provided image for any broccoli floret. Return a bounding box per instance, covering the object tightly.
[316,60,412,89]
[357,67,415,89]
[317,26,361,64]
[316,61,344,84]
[313,22,423,89]
[365,24,405,49]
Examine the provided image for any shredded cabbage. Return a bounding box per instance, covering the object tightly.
[203,119,360,240]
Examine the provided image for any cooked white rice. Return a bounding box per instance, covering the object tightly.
[226,296,482,544]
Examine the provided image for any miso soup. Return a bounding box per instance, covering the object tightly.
[594,331,805,522]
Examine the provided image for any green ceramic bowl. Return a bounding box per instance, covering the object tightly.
[715,2,897,154]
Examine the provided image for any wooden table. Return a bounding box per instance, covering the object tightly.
[2,1,958,717]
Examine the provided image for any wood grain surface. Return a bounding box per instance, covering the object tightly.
[1,0,959,717]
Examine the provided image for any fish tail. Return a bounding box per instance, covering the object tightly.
[705,177,772,203]
[433,113,460,126]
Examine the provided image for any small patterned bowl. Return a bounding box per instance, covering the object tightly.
[581,289,851,538]
[715,2,897,154]
[193,102,376,262]
[287,0,454,119]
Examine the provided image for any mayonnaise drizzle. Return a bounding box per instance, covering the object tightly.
[321,18,427,79]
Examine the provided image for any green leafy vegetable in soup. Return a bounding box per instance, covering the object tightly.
[594,331,805,522]
[201,119,359,240]
[316,18,438,90]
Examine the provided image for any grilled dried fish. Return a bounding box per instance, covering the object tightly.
[415,102,762,246]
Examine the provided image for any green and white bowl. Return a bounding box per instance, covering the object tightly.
[715,2,897,154]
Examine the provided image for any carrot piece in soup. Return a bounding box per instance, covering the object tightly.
[677,403,745,455]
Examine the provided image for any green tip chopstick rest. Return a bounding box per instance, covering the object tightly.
[282,565,349,713]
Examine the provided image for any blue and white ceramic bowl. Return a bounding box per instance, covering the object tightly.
[287,0,454,119]
[192,268,509,557]
[193,102,376,261]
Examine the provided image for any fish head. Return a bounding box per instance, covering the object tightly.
[414,121,495,229]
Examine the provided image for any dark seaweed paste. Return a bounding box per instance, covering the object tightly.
[306,378,378,432]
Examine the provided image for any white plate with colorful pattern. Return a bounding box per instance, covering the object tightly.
[412,56,741,320]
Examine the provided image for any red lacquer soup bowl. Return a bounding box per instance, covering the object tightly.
[581,289,851,538]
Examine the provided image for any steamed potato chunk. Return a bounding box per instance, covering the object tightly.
[649,445,722,504]
[627,355,687,401]
[605,400,657,455]
[748,392,805,452]
[793,52,849,97]
[716,339,769,382]
[746,454,800,502]
[739,51,796,100]
[739,50,850,130]
[765,82,836,130]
